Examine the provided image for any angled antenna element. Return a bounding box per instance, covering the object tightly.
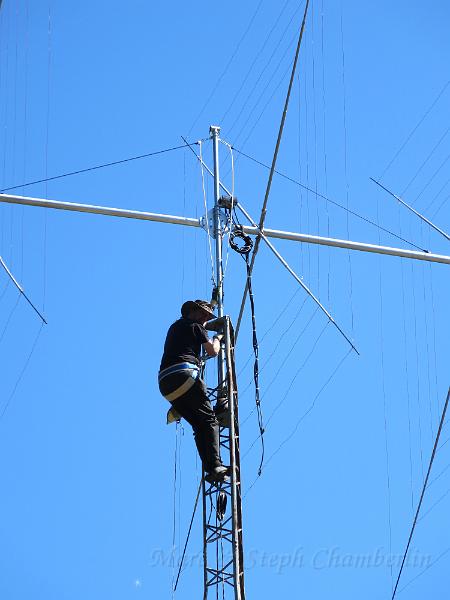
[0,255,47,324]
[371,177,450,242]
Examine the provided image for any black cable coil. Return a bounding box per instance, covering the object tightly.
[229,226,253,255]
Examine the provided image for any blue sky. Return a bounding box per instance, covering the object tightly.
[0,1,449,599]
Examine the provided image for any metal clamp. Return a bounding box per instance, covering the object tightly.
[200,207,229,238]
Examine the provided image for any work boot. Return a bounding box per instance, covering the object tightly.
[205,465,231,484]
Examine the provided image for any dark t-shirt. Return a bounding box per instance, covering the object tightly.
[160,318,209,370]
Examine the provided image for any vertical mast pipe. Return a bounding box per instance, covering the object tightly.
[210,125,226,385]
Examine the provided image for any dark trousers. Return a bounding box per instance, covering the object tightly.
[166,377,222,472]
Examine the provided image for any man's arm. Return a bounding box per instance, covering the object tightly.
[202,334,224,357]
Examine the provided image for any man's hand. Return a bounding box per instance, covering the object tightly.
[203,334,224,357]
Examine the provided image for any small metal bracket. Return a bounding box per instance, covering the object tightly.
[200,208,215,236]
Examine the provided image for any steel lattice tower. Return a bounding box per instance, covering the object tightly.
[202,316,245,599]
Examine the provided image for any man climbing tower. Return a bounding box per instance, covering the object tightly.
[158,299,229,482]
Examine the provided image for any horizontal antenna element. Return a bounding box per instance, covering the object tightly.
[1,193,449,265]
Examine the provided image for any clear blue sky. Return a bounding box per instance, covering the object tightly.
[0,1,449,599]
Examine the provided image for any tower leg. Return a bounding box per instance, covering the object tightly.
[202,317,245,600]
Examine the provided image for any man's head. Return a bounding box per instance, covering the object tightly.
[181,299,215,324]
